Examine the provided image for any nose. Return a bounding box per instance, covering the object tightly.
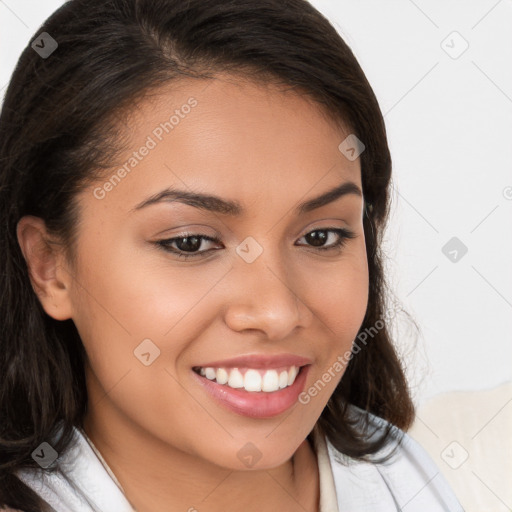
[223,248,313,340]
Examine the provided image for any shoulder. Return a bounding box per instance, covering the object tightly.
[14,426,134,512]
[324,404,465,511]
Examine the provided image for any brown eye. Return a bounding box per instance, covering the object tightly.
[297,227,357,251]
[156,233,222,259]
[304,229,329,247]
[173,235,203,252]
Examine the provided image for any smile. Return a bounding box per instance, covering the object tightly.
[192,365,300,393]
[192,364,311,419]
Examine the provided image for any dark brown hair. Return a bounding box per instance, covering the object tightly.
[0,0,416,509]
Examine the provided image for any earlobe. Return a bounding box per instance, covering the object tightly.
[16,215,74,321]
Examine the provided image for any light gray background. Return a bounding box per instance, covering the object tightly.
[1,0,511,409]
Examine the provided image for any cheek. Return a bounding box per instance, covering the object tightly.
[68,239,235,388]
[298,248,369,392]
[71,237,228,337]
[303,251,369,342]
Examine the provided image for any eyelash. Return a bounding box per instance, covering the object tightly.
[155,227,357,260]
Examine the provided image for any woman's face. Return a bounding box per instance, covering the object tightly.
[66,75,369,469]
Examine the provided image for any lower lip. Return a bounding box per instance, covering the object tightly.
[192,365,311,419]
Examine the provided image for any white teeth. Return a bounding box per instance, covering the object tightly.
[205,367,216,380]
[215,367,229,385]
[244,369,262,392]
[227,368,244,388]
[279,370,288,389]
[196,365,301,393]
[262,370,279,392]
[287,366,298,386]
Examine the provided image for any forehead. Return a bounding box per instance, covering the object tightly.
[84,74,362,215]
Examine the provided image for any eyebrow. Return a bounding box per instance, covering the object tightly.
[131,181,362,216]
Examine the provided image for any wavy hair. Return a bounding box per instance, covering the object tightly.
[0,0,416,509]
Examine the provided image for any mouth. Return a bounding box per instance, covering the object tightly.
[191,364,311,419]
[192,364,304,392]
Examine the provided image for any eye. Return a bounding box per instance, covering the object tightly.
[154,227,357,260]
[296,227,357,252]
[155,233,222,259]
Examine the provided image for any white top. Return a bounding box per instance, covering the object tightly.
[15,405,464,511]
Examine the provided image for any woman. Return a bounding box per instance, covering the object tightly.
[0,0,464,511]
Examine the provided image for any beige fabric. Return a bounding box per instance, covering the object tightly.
[311,424,340,512]
[408,381,512,512]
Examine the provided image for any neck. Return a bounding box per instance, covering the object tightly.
[82,400,320,512]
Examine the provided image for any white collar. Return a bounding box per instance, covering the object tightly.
[16,426,134,511]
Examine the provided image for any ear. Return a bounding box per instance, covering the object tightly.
[16,215,74,321]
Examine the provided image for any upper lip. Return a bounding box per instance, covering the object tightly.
[193,353,313,370]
